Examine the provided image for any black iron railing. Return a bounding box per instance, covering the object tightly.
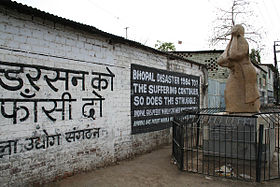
[172,107,280,182]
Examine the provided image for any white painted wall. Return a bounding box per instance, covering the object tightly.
[0,4,206,186]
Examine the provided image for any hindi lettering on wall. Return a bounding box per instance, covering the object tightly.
[131,64,200,134]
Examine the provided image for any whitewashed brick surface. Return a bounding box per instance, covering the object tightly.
[0,5,206,186]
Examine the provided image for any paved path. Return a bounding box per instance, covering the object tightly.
[44,145,280,187]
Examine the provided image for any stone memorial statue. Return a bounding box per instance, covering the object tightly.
[217,24,260,113]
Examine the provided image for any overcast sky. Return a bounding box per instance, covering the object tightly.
[13,0,280,64]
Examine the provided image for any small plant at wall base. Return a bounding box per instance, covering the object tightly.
[155,40,176,52]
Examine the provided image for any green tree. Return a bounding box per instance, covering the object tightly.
[155,40,176,52]
[250,49,261,64]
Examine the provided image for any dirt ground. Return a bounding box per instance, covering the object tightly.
[44,145,280,187]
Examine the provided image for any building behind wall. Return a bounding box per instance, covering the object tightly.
[0,1,207,186]
[171,50,229,81]
[171,50,276,107]
[259,64,277,104]
[171,50,227,108]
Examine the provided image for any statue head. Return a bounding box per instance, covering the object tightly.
[231,24,245,37]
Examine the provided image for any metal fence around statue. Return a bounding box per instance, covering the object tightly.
[172,107,280,182]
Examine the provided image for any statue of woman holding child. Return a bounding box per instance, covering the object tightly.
[217,24,260,113]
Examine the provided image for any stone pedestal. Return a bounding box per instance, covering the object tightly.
[202,114,275,161]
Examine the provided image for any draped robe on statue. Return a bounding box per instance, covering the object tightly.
[217,24,260,113]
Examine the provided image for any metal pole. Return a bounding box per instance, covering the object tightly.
[256,124,264,182]
[124,27,129,39]
[274,42,278,104]
[180,125,184,171]
[274,41,280,105]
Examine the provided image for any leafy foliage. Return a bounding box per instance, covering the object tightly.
[155,40,176,52]
[250,49,261,64]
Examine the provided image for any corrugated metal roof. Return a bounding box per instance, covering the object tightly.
[171,50,270,73]
[171,50,224,54]
[0,0,205,68]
